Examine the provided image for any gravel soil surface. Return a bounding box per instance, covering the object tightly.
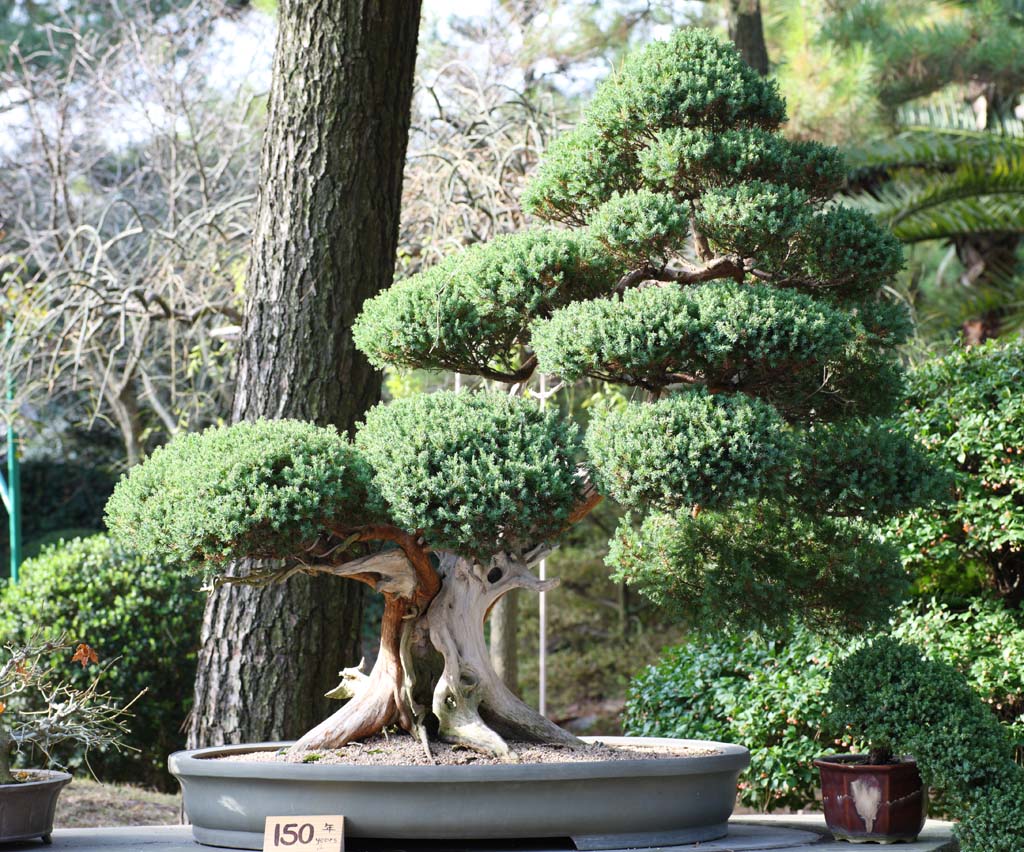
[210,735,720,767]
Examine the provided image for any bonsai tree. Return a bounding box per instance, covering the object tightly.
[828,638,1024,852]
[0,635,131,784]
[106,29,940,759]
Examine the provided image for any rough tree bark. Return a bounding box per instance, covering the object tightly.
[188,0,422,748]
[489,589,520,694]
[728,0,769,76]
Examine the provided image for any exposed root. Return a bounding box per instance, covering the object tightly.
[426,553,582,758]
[291,597,408,751]
[292,548,582,760]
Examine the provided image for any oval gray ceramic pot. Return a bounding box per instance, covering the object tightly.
[0,769,72,844]
[169,736,750,850]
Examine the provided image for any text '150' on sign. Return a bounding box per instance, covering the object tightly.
[263,815,344,851]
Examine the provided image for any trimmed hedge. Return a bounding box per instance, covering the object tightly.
[0,535,204,789]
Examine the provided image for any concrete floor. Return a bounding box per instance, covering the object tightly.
[0,817,958,852]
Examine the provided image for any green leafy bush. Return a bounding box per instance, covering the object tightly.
[0,535,204,789]
[626,624,843,812]
[892,339,1024,608]
[828,637,1024,852]
[893,599,1024,750]
[627,598,1024,814]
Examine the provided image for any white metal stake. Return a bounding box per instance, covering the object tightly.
[538,372,548,718]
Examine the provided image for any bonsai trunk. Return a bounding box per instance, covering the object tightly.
[868,747,895,766]
[293,550,579,759]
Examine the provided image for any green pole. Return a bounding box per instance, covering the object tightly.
[3,321,19,583]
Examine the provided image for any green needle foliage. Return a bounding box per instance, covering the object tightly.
[353,228,622,381]
[106,398,582,570]
[823,1,1024,110]
[109,30,943,637]
[350,28,944,632]
[356,392,580,558]
[105,420,378,571]
[610,505,904,634]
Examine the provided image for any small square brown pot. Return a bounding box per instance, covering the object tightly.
[0,770,72,844]
[814,755,927,844]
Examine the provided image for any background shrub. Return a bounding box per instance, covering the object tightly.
[626,598,1024,812]
[894,598,1024,754]
[0,535,204,789]
[0,458,116,569]
[892,339,1024,607]
[625,624,843,812]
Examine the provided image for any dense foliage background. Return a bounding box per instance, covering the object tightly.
[3,1,1023,808]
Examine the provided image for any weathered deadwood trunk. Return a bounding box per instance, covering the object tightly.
[292,550,580,759]
[188,0,422,748]
[728,0,769,76]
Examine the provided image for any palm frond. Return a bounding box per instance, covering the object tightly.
[847,107,1024,242]
[857,155,1024,240]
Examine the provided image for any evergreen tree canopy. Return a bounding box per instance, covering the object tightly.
[823,0,1024,111]
[109,29,943,634]
[354,28,942,632]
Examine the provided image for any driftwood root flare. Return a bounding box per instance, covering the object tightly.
[292,550,582,759]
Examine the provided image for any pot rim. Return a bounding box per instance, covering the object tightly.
[813,754,918,772]
[171,736,751,783]
[0,768,72,789]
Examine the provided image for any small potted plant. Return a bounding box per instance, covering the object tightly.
[814,638,928,843]
[0,635,134,845]
[813,748,926,842]
[818,637,1024,851]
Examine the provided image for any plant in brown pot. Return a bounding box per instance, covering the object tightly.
[0,635,134,845]
[820,637,1024,851]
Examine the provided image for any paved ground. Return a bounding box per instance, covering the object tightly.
[0,817,957,851]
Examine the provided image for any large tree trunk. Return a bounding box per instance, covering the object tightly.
[728,0,769,76]
[188,0,422,748]
[489,590,520,694]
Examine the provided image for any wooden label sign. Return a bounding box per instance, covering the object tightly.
[263,815,345,852]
